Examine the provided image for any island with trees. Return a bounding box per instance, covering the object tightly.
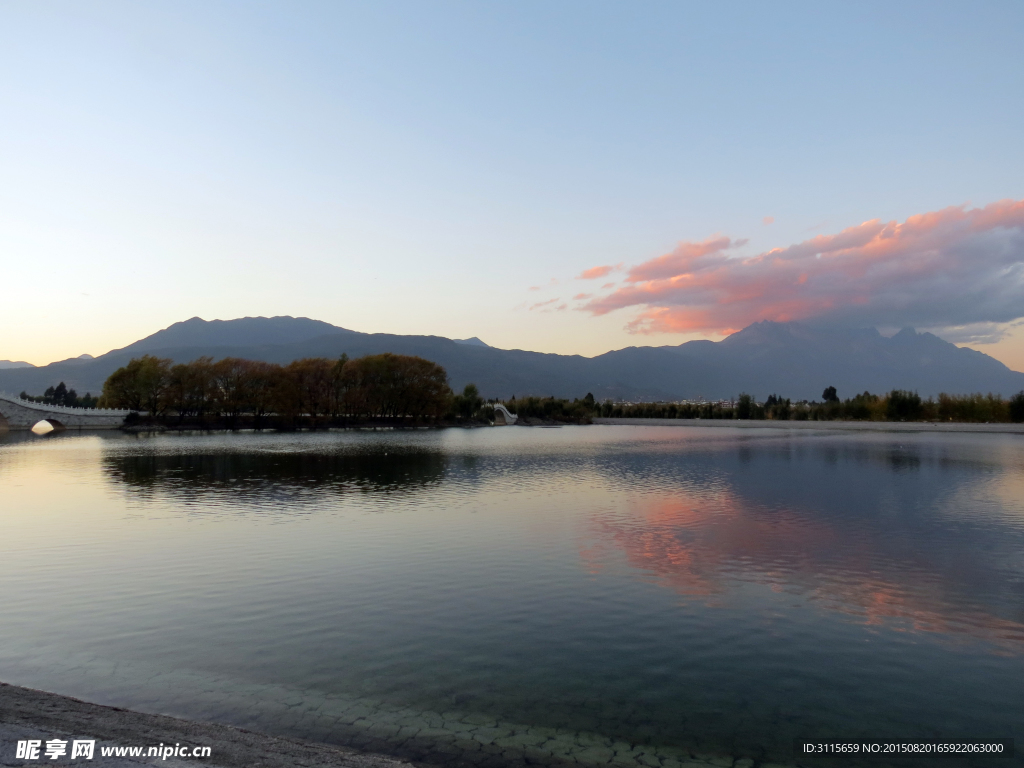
[94,353,494,428]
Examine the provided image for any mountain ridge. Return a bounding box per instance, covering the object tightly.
[1,316,1021,402]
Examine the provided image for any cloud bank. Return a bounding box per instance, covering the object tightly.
[580,200,1024,337]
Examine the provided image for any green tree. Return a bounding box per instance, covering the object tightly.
[100,355,171,413]
[822,386,839,403]
[455,383,483,419]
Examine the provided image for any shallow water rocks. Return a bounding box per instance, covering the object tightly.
[2,653,786,768]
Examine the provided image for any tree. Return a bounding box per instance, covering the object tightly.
[328,355,350,417]
[455,383,483,419]
[282,358,335,418]
[246,360,280,421]
[822,386,839,403]
[737,393,753,420]
[342,353,450,420]
[165,357,215,418]
[100,355,171,413]
[887,389,923,421]
[1009,391,1024,423]
[211,358,254,419]
[765,394,790,420]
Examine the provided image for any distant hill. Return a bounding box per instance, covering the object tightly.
[0,360,35,370]
[1,317,1022,402]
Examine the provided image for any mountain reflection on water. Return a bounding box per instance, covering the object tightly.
[2,426,1023,767]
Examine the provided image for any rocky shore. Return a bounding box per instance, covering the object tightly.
[0,683,410,768]
[0,681,800,768]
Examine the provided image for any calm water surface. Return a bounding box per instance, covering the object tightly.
[1,426,1023,767]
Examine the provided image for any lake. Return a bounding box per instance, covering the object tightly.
[1,426,1022,767]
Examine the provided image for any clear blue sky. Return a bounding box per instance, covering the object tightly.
[2,1,1023,368]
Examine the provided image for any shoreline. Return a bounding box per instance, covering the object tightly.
[0,681,794,768]
[0,682,410,768]
[592,417,1024,433]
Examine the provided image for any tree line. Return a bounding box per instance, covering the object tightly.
[98,353,461,424]
[595,387,1024,423]
[82,357,1024,426]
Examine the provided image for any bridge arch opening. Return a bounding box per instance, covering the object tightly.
[31,419,66,435]
[493,404,518,425]
[0,413,8,433]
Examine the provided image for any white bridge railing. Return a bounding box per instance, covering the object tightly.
[0,391,132,416]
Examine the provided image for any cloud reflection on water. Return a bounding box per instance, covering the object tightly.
[583,435,1024,649]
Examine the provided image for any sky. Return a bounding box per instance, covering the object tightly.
[2,1,1023,370]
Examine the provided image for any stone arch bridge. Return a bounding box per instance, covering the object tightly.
[0,392,132,431]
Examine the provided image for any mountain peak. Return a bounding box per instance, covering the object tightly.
[720,320,795,346]
[118,315,351,354]
[453,337,490,348]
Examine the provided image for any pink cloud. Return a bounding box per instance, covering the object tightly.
[573,292,592,300]
[528,285,541,292]
[625,236,747,283]
[580,199,1024,335]
[577,265,614,280]
[601,282,616,289]
[763,216,774,225]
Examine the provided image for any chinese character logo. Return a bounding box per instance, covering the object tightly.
[16,741,42,760]
[44,739,68,760]
[71,741,95,760]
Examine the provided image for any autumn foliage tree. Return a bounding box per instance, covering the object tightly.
[99,355,172,414]
[101,352,451,423]
[341,353,450,419]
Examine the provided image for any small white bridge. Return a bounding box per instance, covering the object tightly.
[0,392,132,431]
[493,404,518,425]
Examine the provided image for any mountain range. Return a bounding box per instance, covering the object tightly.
[1,315,1022,402]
